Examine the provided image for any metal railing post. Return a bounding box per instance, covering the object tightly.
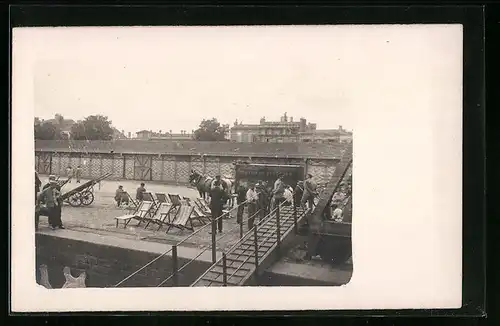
[253,226,259,274]
[276,204,281,253]
[293,202,298,234]
[222,253,228,286]
[239,216,244,238]
[211,217,217,263]
[172,245,178,286]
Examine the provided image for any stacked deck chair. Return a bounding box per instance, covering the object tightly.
[125,192,139,211]
[114,200,155,228]
[193,198,212,221]
[155,192,172,205]
[165,203,195,233]
[195,198,211,216]
[143,202,175,231]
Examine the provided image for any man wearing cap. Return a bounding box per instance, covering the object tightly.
[246,183,259,229]
[294,181,304,208]
[209,177,225,234]
[272,173,286,210]
[136,183,146,202]
[235,183,247,225]
[301,173,317,211]
[39,176,65,230]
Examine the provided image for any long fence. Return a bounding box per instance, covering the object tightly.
[35,151,339,185]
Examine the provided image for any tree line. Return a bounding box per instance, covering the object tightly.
[35,114,230,141]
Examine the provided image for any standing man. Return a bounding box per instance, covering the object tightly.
[136,183,146,202]
[260,180,271,216]
[39,177,65,230]
[209,178,225,234]
[235,183,247,225]
[246,183,259,229]
[210,175,228,204]
[272,173,286,210]
[35,171,42,231]
[301,174,317,211]
[294,181,304,208]
[35,171,41,201]
[75,165,82,183]
[66,166,73,183]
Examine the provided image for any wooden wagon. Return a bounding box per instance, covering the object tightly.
[60,172,113,207]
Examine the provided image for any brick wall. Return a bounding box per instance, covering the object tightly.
[35,234,212,288]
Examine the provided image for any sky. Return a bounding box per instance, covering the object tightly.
[23,25,460,136]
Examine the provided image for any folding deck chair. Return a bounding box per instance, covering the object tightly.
[125,192,139,211]
[195,198,211,215]
[165,205,195,233]
[180,197,191,206]
[168,194,182,207]
[143,202,175,231]
[114,200,155,228]
[191,205,211,226]
[155,192,171,204]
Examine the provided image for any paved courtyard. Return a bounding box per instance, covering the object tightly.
[37,175,244,251]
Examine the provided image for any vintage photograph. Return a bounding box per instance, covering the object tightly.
[32,26,353,289]
[12,20,466,312]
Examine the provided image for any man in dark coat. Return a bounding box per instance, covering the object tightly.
[209,179,225,233]
[136,183,146,201]
[39,176,65,230]
[235,184,247,225]
[35,171,41,200]
[294,181,304,208]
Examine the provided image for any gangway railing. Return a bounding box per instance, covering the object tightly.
[190,199,308,287]
[114,195,271,287]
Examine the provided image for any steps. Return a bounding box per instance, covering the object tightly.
[191,206,307,287]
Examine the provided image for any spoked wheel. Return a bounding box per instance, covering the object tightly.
[68,194,82,207]
[80,191,94,206]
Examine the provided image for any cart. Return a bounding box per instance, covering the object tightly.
[55,176,72,189]
[60,172,113,207]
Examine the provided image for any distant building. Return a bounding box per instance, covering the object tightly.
[112,128,127,140]
[136,130,194,140]
[230,113,314,143]
[229,113,352,144]
[299,125,353,144]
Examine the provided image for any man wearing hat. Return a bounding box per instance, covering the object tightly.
[272,173,286,210]
[301,173,317,211]
[246,183,259,229]
[39,175,65,230]
[209,176,225,234]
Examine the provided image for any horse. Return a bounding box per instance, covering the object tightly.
[188,170,234,205]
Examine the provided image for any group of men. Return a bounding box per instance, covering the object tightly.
[65,165,82,183]
[114,182,147,207]
[35,172,65,231]
[232,173,319,232]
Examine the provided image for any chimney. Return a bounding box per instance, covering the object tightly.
[300,118,306,132]
[339,125,343,131]
[128,132,131,138]
[290,116,293,122]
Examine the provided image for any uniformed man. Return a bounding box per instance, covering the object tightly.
[301,174,317,211]
[39,176,65,230]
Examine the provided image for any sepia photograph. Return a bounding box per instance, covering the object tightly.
[31,27,354,288]
[12,21,465,312]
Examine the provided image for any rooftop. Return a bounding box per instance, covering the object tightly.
[35,139,350,159]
